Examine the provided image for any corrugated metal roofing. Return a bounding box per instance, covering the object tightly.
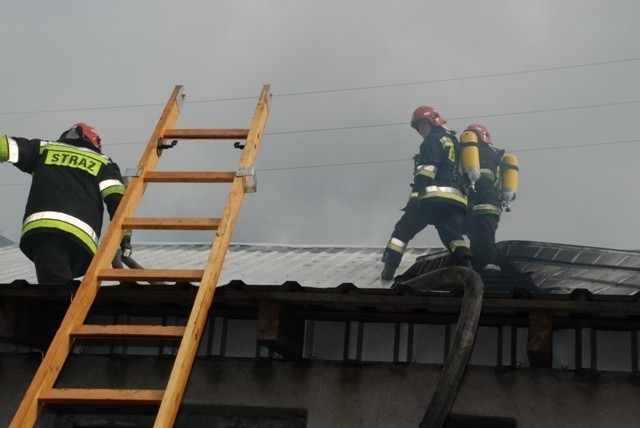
[1,240,639,295]
[500,240,640,295]
[0,243,435,288]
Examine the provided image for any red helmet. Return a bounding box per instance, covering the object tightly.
[411,106,446,129]
[465,124,492,144]
[60,122,102,152]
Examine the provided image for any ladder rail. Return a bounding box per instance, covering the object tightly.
[154,84,271,427]
[10,86,186,428]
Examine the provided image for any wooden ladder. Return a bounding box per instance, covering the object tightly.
[10,84,271,427]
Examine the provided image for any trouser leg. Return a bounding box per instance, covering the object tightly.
[434,205,473,267]
[382,206,429,280]
[466,214,500,271]
[29,235,75,284]
[24,233,92,284]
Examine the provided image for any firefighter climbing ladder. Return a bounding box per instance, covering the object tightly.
[11,84,271,427]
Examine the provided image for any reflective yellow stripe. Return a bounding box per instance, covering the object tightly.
[100,179,126,198]
[420,186,467,205]
[415,165,437,179]
[101,185,126,198]
[449,240,470,253]
[1,136,19,163]
[387,237,407,254]
[472,204,502,215]
[22,211,98,253]
[0,135,8,162]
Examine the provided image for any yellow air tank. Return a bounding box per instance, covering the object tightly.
[460,130,481,189]
[501,154,519,208]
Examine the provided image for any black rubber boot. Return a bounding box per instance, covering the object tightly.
[381,249,402,280]
[452,247,474,269]
[381,263,397,280]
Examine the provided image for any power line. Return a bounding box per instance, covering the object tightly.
[104,97,640,151]
[1,57,639,116]
[274,57,640,97]
[258,138,640,172]
[103,99,640,143]
[259,158,411,172]
[266,99,640,136]
[13,75,634,149]
[2,137,639,187]
[515,138,640,153]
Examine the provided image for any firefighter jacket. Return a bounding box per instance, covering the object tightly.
[0,135,125,258]
[468,142,505,217]
[412,127,467,209]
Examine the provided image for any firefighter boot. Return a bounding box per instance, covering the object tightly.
[452,247,474,269]
[381,248,402,280]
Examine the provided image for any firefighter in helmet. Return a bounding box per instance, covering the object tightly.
[381,106,473,280]
[462,123,506,276]
[0,123,130,283]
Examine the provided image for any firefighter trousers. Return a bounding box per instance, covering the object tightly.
[385,199,471,269]
[464,213,501,271]
[23,233,93,284]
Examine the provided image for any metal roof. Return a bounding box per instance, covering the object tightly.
[0,243,434,288]
[1,240,639,296]
[501,240,640,295]
[1,240,638,374]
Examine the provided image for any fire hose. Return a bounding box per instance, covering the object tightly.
[400,266,484,428]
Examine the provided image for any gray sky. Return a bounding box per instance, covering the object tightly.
[1,1,640,252]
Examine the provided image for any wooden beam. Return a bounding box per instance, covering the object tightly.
[527,309,553,367]
[122,217,220,230]
[70,325,186,340]
[97,269,204,282]
[39,388,164,405]
[163,129,249,140]
[257,300,304,359]
[143,171,236,183]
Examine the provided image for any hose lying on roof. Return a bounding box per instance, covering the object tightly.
[111,250,169,286]
[400,266,484,428]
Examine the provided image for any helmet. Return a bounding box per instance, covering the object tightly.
[465,123,492,144]
[60,123,102,152]
[411,106,446,129]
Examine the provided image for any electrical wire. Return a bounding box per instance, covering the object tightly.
[1,57,638,115]
[2,137,638,187]
[1,57,638,184]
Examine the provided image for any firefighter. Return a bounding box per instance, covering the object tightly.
[0,123,130,283]
[381,106,473,280]
[462,124,505,276]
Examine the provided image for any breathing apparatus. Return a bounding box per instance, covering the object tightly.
[500,154,519,212]
[459,130,481,192]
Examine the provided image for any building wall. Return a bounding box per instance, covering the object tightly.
[2,354,639,427]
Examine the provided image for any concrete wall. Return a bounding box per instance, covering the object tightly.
[2,354,639,427]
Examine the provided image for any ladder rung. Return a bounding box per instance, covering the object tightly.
[39,388,164,405]
[144,171,236,183]
[122,217,221,230]
[70,325,186,340]
[163,128,249,140]
[98,269,204,282]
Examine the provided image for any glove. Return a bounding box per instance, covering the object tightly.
[120,233,132,258]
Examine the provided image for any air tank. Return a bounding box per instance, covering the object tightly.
[460,131,481,190]
[501,154,519,208]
